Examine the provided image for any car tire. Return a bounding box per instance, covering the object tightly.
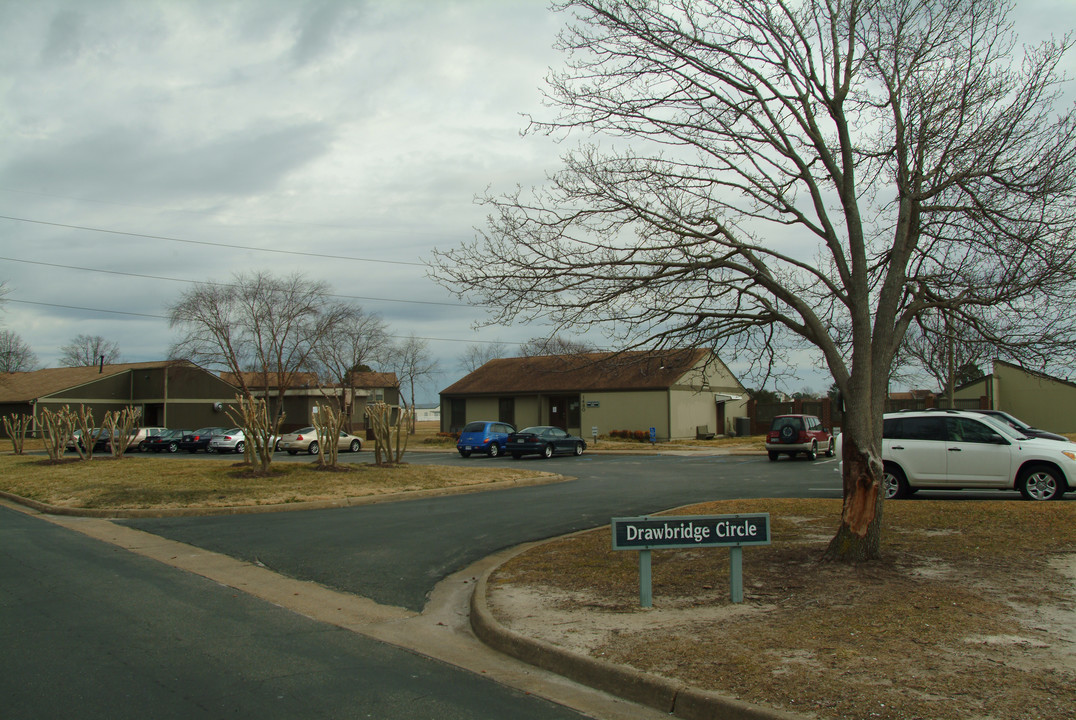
[767,451,779,462]
[287,449,298,456]
[168,442,178,453]
[805,442,818,461]
[234,441,245,454]
[542,444,554,459]
[308,441,319,455]
[574,442,584,456]
[459,449,472,458]
[274,440,282,452]
[779,425,796,442]
[1018,464,1064,501]
[883,463,911,499]
[138,441,148,452]
[511,452,522,459]
[825,440,835,457]
[487,443,500,458]
[349,440,361,453]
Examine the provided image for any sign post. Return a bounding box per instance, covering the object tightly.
[612,513,770,606]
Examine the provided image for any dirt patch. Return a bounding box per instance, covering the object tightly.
[488,498,1076,720]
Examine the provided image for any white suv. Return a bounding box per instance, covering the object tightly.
[869,410,1075,500]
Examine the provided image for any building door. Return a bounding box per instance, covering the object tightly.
[548,395,580,431]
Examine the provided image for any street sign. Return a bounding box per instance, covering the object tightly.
[612,514,770,550]
[612,514,771,606]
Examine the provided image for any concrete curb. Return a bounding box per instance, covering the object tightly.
[470,552,808,720]
[0,472,568,518]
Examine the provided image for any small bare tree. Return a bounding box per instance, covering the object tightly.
[67,406,106,461]
[310,402,348,468]
[101,407,142,457]
[0,330,37,372]
[39,406,76,462]
[225,395,280,473]
[311,304,391,433]
[387,334,436,434]
[367,402,412,466]
[59,335,121,367]
[3,413,32,454]
[459,342,508,373]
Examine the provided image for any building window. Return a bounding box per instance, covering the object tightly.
[450,398,467,432]
[499,397,515,427]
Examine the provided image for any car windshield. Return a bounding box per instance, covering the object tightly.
[462,422,487,433]
[975,413,1028,440]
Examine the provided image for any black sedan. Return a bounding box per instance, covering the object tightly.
[177,427,228,453]
[144,429,190,453]
[506,426,587,459]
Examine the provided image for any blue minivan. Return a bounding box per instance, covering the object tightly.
[457,421,516,458]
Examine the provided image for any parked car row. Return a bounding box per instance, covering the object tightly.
[63,426,365,455]
[456,421,588,459]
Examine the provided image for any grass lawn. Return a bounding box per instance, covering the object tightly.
[0,452,549,510]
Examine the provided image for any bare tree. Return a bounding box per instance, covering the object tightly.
[169,271,352,467]
[388,333,436,433]
[517,335,595,357]
[902,311,991,406]
[459,341,508,373]
[59,334,120,367]
[0,330,37,372]
[432,0,1076,561]
[311,304,391,431]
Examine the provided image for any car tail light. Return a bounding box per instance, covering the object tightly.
[295,434,304,441]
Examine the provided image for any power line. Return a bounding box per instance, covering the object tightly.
[0,214,426,266]
[3,297,509,345]
[0,255,474,308]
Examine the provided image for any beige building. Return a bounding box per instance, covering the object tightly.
[954,359,1076,433]
[440,349,748,441]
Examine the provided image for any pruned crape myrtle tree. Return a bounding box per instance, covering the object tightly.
[432,0,1076,561]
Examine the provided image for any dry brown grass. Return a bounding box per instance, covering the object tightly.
[490,498,1076,720]
[0,453,545,510]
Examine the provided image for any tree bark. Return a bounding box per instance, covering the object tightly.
[823,433,883,562]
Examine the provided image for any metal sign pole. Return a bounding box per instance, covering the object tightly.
[729,546,744,603]
[639,550,652,608]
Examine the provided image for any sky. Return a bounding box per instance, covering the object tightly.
[2,0,1074,403]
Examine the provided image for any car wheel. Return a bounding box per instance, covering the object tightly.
[349,439,361,453]
[234,441,244,454]
[275,440,282,452]
[779,425,796,442]
[138,441,148,452]
[805,442,818,461]
[308,441,319,455]
[511,452,522,459]
[883,463,911,499]
[1018,464,1064,501]
[542,444,554,459]
[168,442,178,453]
[767,451,778,462]
[287,449,298,456]
[825,440,834,457]
[487,442,500,458]
[574,442,584,456]
[459,449,472,458]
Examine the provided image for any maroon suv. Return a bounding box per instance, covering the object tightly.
[765,414,834,461]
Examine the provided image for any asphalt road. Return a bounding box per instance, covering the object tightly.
[121,452,844,611]
[0,503,590,720]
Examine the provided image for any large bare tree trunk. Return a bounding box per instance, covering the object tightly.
[824,436,883,561]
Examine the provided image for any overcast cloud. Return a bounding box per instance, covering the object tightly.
[2,0,1074,401]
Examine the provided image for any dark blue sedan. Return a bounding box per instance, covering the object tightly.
[507,426,587,459]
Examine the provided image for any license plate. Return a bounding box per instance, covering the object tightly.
[463,446,472,450]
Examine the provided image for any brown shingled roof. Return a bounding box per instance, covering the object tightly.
[441,349,710,396]
[0,361,189,403]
